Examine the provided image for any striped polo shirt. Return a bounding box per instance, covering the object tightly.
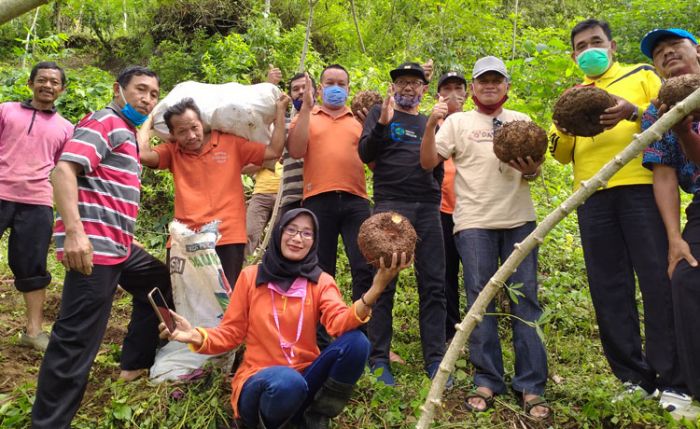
[54,103,141,265]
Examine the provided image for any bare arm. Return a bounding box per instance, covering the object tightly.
[52,161,93,275]
[286,74,314,159]
[264,94,291,161]
[653,165,698,278]
[420,98,448,169]
[138,115,160,168]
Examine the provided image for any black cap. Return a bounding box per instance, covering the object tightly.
[437,71,467,90]
[390,62,428,83]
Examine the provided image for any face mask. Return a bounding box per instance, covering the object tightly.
[322,85,348,107]
[292,98,303,111]
[394,93,422,109]
[576,47,611,77]
[118,86,149,126]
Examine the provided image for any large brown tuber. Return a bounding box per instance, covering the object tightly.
[552,86,616,137]
[658,74,700,108]
[493,120,548,163]
[351,90,383,124]
[357,212,417,268]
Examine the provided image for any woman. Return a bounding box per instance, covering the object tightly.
[160,208,410,428]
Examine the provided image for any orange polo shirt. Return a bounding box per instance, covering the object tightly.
[192,265,367,417]
[440,158,456,214]
[154,130,266,245]
[289,106,367,200]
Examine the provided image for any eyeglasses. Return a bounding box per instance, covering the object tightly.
[492,117,503,131]
[283,226,314,240]
[394,80,425,89]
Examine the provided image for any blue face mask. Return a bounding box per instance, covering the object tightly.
[292,98,304,111]
[322,85,348,107]
[119,86,149,126]
[576,47,611,77]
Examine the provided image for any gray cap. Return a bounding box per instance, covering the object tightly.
[472,56,509,80]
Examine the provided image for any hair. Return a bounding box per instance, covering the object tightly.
[116,66,160,88]
[29,61,66,86]
[288,72,316,93]
[570,19,613,46]
[163,98,202,132]
[319,64,350,83]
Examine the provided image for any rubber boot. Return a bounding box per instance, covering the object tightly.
[300,378,355,429]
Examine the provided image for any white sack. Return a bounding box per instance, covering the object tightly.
[150,220,232,382]
[151,81,282,143]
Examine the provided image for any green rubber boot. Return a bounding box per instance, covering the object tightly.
[300,378,355,429]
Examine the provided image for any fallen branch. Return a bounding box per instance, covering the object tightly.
[416,88,700,428]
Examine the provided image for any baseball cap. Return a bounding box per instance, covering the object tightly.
[641,28,698,59]
[472,56,509,80]
[390,62,428,83]
[437,71,467,90]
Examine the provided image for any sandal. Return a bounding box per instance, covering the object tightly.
[521,395,552,420]
[464,388,495,412]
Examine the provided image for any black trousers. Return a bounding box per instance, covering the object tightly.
[31,244,172,429]
[672,198,700,397]
[0,199,53,292]
[441,211,461,342]
[577,185,684,393]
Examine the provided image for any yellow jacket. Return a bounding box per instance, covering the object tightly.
[548,62,661,190]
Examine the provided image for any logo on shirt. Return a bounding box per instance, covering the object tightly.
[390,123,419,143]
[212,151,228,163]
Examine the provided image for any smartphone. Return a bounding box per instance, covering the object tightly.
[148,287,176,333]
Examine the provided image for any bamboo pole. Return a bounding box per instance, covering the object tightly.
[415,88,700,428]
[0,0,49,25]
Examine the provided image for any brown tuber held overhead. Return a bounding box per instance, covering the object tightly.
[357,212,417,269]
[552,86,616,137]
[351,90,383,122]
[493,120,548,163]
[658,74,700,108]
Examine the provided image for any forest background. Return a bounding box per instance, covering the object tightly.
[1,0,700,428]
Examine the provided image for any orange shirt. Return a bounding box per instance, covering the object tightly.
[440,158,456,214]
[154,131,266,245]
[289,106,367,200]
[192,265,366,417]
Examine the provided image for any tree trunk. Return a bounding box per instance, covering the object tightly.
[21,8,40,68]
[415,88,700,429]
[298,0,317,73]
[349,0,366,54]
[52,0,62,33]
[0,0,49,25]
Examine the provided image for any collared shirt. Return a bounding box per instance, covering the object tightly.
[55,103,141,265]
[641,104,700,195]
[154,130,266,245]
[548,61,661,190]
[289,105,367,200]
[0,101,72,206]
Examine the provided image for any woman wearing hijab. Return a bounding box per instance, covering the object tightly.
[160,208,410,429]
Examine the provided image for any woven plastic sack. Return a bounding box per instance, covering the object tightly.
[151,81,282,143]
[150,220,232,382]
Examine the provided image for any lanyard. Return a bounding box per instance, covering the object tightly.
[268,280,307,364]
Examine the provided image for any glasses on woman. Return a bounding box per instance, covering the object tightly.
[283,226,314,240]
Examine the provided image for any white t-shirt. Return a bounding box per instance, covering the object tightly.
[435,108,536,232]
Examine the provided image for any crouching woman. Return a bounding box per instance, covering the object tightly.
[160,208,410,428]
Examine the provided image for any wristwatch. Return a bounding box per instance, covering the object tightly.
[628,107,640,122]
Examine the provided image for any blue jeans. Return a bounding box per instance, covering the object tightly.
[369,200,447,369]
[237,330,369,428]
[577,185,683,392]
[454,222,547,395]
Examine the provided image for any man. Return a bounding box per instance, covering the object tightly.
[287,64,374,308]
[549,19,686,404]
[139,95,288,285]
[0,62,73,351]
[279,73,316,214]
[358,62,447,385]
[421,56,549,418]
[32,66,172,429]
[434,71,467,343]
[640,28,700,417]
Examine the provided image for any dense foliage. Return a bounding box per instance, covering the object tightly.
[2,0,700,427]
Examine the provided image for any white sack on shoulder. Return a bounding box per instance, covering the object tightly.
[151,81,282,144]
